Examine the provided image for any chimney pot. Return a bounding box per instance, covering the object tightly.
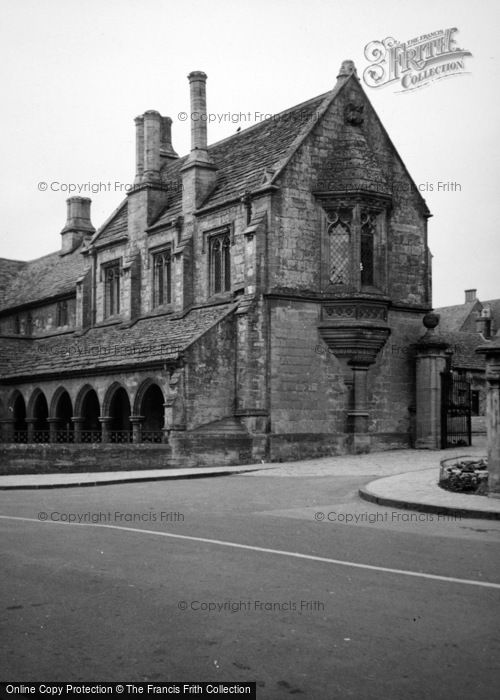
[60,197,95,254]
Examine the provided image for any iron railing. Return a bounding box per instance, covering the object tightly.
[109,430,133,444]
[441,372,472,448]
[1,428,167,444]
[80,430,102,443]
[141,430,164,443]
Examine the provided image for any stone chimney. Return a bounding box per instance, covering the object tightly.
[134,111,177,184]
[160,116,178,161]
[143,110,162,183]
[181,71,217,212]
[129,110,175,232]
[465,289,477,303]
[134,115,144,185]
[60,197,95,254]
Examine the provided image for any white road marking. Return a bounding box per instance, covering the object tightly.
[1,514,500,590]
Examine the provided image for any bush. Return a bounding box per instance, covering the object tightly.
[439,458,488,494]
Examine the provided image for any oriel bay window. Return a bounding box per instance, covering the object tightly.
[103,261,121,318]
[323,200,388,292]
[153,248,172,307]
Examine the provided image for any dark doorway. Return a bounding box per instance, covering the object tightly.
[109,387,132,443]
[12,393,27,442]
[54,390,74,442]
[81,389,102,442]
[141,384,164,442]
[32,392,49,442]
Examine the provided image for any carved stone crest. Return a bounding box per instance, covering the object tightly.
[345,102,364,126]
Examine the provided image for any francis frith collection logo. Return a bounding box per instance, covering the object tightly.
[363,28,472,92]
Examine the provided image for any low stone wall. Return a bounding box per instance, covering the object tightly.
[0,430,413,474]
[269,431,411,461]
[269,433,348,461]
[0,443,173,475]
[169,433,255,467]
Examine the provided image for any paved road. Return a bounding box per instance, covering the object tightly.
[1,465,499,699]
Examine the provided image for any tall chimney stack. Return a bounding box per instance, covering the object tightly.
[189,71,208,152]
[143,110,162,183]
[134,115,144,184]
[160,116,178,161]
[181,70,217,211]
[465,289,477,303]
[60,197,95,254]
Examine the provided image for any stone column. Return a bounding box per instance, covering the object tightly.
[347,361,371,453]
[0,419,14,442]
[415,313,450,449]
[99,416,112,443]
[476,335,500,497]
[26,418,36,443]
[47,417,59,443]
[130,415,144,444]
[72,416,85,443]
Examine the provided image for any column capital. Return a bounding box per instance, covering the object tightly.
[129,415,145,424]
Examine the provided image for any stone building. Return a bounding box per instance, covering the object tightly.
[435,289,500,419]
[0,61,434,471]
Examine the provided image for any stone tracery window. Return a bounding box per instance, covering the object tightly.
[327,208,352,286]
[360,211,376,287]
[210,232,231,294]
[104,262,120,318]
[322,201,387,293]
[328,219,351,285]
[56,299,68,326]
[153,249,172,307]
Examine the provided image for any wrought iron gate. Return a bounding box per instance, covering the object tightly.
[441,372,472,448]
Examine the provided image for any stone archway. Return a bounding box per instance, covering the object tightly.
[107,385,132,443]
[29,390,50,443]
[77,387,102,443]
[52,389,74,443]
[10,391,27,442]
[138,382,165,442]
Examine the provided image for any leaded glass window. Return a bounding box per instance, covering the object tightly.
[153,249,172,307]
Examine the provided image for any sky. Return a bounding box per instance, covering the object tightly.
[0,0,498,307]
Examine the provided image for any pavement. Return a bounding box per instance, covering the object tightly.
[1,438,499,519]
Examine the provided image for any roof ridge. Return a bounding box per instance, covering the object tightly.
[269,81,348,186]
[90,198,128,246]
[202,91,330,153]
[0,257,27,265]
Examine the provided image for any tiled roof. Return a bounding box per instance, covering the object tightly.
[92,201,128,247]
[0,303,236,379]
[482,298,500,332]
[434,301,478,333]
[150,93,329,229]
[0,247,86,313]
[0,259,27,307]
[444,331,487,371]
